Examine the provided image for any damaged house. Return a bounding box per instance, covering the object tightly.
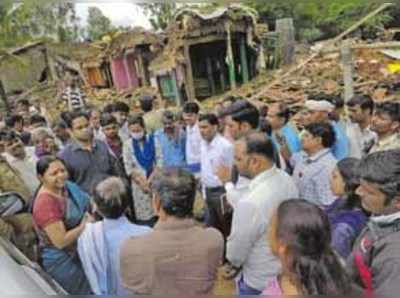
[0,42,49,96]
[47,42,112,88]
[149,4,264,104]
[47,28,161,91]
[108,29,160,91]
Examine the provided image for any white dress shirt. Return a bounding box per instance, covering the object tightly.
[227,166,299,290]
[185,123,202,166]
[225,176,251,209]
[345,121,377,158]
[3,147,39,196]
[200,134,234,188]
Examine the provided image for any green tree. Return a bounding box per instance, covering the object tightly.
[245,0,393,42]
[141,3,177,31]
[0,1,81,48]
[86,6,114,41]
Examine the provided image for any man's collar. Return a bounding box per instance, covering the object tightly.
[154,218,195,231]
[303,148,331,163]
[249,166,277,190]
[377,133,399,146]
[70,139,96,151]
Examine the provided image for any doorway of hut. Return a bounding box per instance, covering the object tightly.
[189,36,256,100]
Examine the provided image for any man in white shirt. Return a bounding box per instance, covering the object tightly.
[199,113,234,239]
[225,133,298,295]
[346,94,377,158]
[2,131,39,196]
[216,100,260,208]
[183,102,202,176]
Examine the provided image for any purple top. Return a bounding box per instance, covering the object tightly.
[325,199,367,258]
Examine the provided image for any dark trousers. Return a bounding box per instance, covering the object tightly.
[205,186,232,240]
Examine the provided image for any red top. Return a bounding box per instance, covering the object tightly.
[33,192,66,230]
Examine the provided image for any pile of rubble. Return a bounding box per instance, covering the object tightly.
[202,41,400,113]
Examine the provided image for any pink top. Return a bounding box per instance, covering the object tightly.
[262,277,283,296]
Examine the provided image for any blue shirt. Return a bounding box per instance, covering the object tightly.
[331,121,349,161]
[155,129,186,168]
[272,123,302,154]
[58,140,120,195]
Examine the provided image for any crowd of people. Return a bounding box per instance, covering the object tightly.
[0,90,400,296]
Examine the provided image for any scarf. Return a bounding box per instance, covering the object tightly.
[132,134,156,177]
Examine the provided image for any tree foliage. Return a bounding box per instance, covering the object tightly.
[86,7,114,41]
[0,0,80,48]
[140,3,177,31]
[245,0,394,42]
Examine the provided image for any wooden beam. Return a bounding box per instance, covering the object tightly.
[240,36,249,83]
[187,35,226,46]
[275,18,295,65]
[322,41,400,54]
[341,40,354,103]
[206,56,216,95]
[171,70,182,106]
[0,80,10,113]
[184,43,196,101]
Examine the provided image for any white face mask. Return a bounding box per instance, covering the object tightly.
[131,132,144,140]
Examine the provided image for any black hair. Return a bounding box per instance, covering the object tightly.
[374,101,400,122]
[52,120,68,130]
[36,155,66,177]
[334,158,363,210]
[93,177,129,219]
[162,110,176,123]
[271,102,291,124]
[357,149,400,204]
[127,113,146,128]
[17,99,30,107]
[183,102,200,114]
[259,119,272,136]
[0,129,8,141]
[304,122,336,148]
[113,101,130,113]
[5,115,23,128]
[220,99,253,118]
[151,168,196,218]
[100,113,118,127]
[139,95,154,112]
[30,114,47,127]
[231,105,260,129]
[198,113,219,126]
[244,132,275,162]
[103,103,115,114]
[347,94,374,115]
[3,130,21,143]
[276,199,352,296]
[64,110,89,129]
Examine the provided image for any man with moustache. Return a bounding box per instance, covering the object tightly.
[58,110,121,195]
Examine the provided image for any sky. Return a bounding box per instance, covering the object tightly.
[75,2,152,29]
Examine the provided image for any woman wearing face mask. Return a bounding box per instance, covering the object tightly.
[122,114,157,227]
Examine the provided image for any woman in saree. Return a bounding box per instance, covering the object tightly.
[32,155,92,294]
